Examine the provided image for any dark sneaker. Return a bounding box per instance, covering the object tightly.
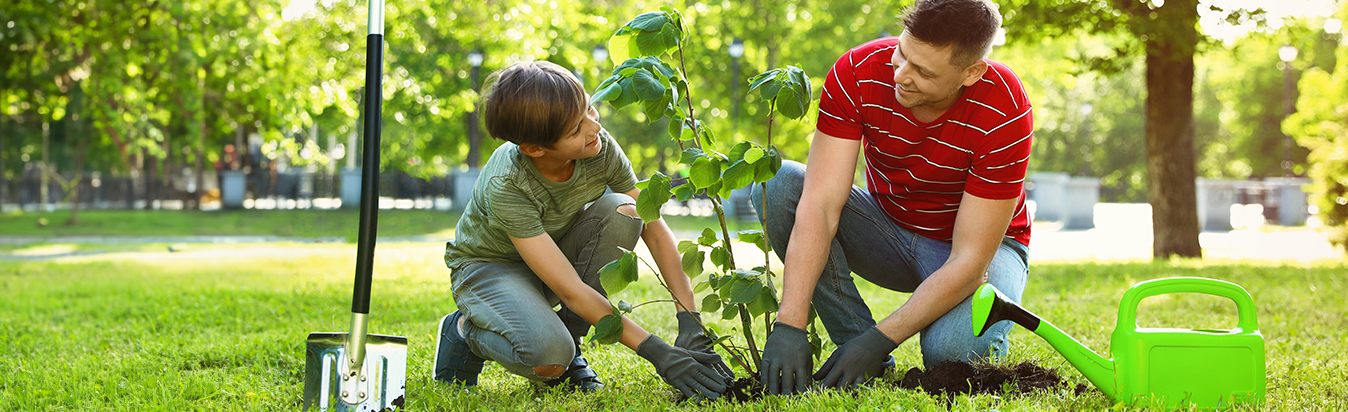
[434,310,485,386]
[543,341,603,392]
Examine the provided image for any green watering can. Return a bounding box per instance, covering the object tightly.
[972,277,1265,408]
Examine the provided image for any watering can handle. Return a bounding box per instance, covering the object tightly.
[1116,277,1259,332]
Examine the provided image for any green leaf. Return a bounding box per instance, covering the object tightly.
[673,184,694,202]
[748,69,781,94]
[619,67,640,77]
[679,122,696,142]
[658,23,680,51]
[689,156,721,190]
[636,172,670,222]
[721,304,739,320]
[701,293,722,314]
[612,79,639,109]
[776,84,808,119]
[720,160,754,197]
[681,249,705,278]
[643,99,667,121]
[678,240,698,254]
[634,31,669,57]
[694,279,712,293]
[668,117,683,140]
[599,252,639,295]
[725,278,764,304]
[789,65,812,100]
[737,230,770,253]
[591,79,623,104]
[631,69,666,101]
[727,141,753,163]
[746,286,779,317]
[626,11,670,31]
[699,228,719,247]
[709,246,731,270]
[754,148,780,183]
[744,147,765,164]
[729,269,762,280]
[636,191,662,223]
[590,313,625,345]
[758,77,783,100]
[778,66,814,119]
[617,300,634,313]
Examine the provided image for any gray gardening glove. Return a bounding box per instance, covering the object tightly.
[673,311,735,379]
[636,334,730,401]
[760,322,812,396]
[812,326,898,390]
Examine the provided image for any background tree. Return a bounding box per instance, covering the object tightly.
[1001,0,1269,259]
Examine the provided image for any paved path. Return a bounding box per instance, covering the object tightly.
[1,204,1341,262]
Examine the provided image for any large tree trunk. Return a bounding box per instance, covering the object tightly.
[1144,0,1202,259]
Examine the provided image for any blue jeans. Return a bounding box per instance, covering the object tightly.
[750,161,1028,369]
[449,193,643,381]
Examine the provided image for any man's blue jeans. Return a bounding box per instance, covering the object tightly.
[449,193,643,381]
[750,161,1028,368]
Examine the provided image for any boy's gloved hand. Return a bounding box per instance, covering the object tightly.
[760,322,812,396]
[636,334,730,401]
[673,311,735,379]
[812,326,898,390]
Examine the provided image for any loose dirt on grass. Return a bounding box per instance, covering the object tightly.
[896,360,1091,398]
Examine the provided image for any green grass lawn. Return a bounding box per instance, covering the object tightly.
[1,242,1344,410]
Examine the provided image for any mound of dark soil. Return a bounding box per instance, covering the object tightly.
[897,360,1090,397]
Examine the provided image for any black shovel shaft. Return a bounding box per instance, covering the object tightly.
[352,32,384,315]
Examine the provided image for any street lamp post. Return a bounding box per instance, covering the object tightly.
[592,44,609,80]
[467,49,484,169]
[729,38,743,120]
[1279,45,1297,178]
[592,44,609,120]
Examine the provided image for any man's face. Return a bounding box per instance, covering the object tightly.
[890,31,973,111]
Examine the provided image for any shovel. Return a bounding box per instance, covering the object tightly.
[303,1,407,410]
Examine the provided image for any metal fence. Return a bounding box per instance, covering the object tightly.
[0,165,458,212]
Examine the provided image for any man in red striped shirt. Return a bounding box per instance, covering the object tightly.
[752,0,1033,395]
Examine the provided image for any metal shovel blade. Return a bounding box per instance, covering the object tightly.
[304,332,408,412]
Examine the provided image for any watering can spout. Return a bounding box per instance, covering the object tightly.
[972,284,1118,399]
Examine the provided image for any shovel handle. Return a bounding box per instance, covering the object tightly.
[352,0,385,315]
[1116,277,1259,333]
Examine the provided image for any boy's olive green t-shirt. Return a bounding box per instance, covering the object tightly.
[444,130,637,269]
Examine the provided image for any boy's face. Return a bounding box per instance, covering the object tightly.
[540,102,604,161]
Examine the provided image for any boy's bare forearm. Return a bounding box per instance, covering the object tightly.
[510,233,652,349]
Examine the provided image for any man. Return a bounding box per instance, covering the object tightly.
[752,0,1033,395]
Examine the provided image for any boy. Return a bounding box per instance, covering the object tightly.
[435,61,733,401]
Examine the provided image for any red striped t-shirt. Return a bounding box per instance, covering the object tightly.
[817,37,1033,246]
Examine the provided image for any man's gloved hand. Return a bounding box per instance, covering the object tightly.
[636,334,730,401]
[812,326,898,390]
[759,322,812,396]
[673,311,735,379]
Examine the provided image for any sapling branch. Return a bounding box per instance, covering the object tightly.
[631,249,755,376]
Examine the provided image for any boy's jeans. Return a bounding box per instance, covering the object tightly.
[450,193,642,380]
[750,161,1029,369]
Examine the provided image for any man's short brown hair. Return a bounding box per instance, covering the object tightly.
[480,61,587,148]
[900,0,1002,68]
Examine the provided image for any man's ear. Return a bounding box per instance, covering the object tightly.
[961,60,989,87]
[518,143,546,158]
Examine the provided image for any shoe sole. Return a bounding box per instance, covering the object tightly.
[432,313,453,375]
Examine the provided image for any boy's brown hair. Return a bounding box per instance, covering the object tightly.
[479,60,587,148]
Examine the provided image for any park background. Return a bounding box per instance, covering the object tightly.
[2,0,1347,410]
